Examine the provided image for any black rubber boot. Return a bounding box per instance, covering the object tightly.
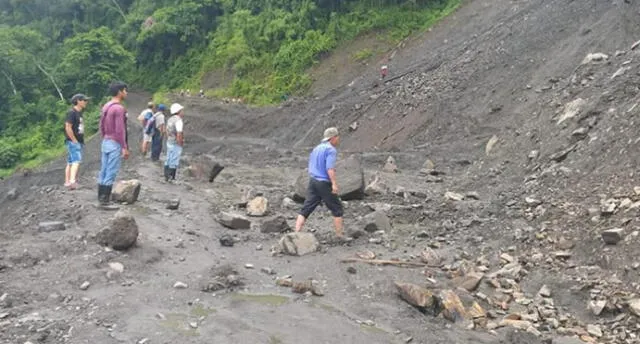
[170,168,177,181]
[97,184,105,203]
[164,166,171,181]
[104,185,113,203]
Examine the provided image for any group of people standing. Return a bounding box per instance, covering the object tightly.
[63,81,186,207]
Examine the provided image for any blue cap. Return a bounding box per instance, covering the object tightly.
[157,104,166,111]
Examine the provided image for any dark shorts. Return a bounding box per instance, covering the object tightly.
[299,178,343,218]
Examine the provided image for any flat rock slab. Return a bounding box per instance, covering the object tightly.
[279,232,319,256]
[96,215,139,250]
[293,155,365,202]
[38,221,66,233]
[601,228,624,244]
[112,180,141,204]
[217,212,251,229]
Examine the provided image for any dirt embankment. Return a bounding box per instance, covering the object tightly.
[2,1,640,344]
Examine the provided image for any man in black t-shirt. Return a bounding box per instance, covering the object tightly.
[64,93,90,190]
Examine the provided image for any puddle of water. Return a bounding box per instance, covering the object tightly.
[230,292,289,306]
[159,313,199,337]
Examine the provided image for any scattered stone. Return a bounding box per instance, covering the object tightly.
[364,173,387,196]
[109,262,125,273]
[79,281,91,290]
[111,179,141,204]
[95,215,139,251]
[217,212,251,229]
[261,267,276,275]
[281,197,297,209]
[208,163,225,183]
[557,237,575,250]
[528,150,539,160]
[244,264,254,269]
[586,324,602,338]
[525,197,542,206]
[395,282,441,315]
[627,299,640,316]
[440,289,467,322]
[363,211,391,233]
[247,196,268,217]
[219,234,234,247]
[500,253,515,263]
[465,192,480,200]
[369,238,383,244]
[173,281,188,289]
[589,300,607,316]
[445,192,464,201]
[454,272,484,292]
[602,228,624,244]
[557,98,586,124]
[601,199,617,215]
[485,135,499,155]
[581,53,608,65]
[5,188,18,201]
[349,121,358,132]
[278,232,320,256]
[166,199,180,210]
[632,39,640,51]
[423,159,435,170]
[420,248,442,267]
[538,285,551,297]
[611,67,630,79]
[347,267,357,274]
[294,155,365,202]
[382,156,399,173]
[38,221,66,233]
[552,337,584,344]
[260,215,290,233]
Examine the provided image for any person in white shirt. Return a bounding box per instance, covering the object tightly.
[164,103,185,182]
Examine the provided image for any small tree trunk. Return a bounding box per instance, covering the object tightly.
[35,63,64,101]
[1,70,17,96]
[110,0,127,21]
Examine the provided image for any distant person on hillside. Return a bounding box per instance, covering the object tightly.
[381,65,388,79]
[199,89,204,98]
[137,101,155,156]
[295,127,347,241]
[63,93,90,190]
[164,103,185,182]
[97,81,129,206]
[148,104,166,162]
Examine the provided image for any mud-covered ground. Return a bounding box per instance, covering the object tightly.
[2,0,640,343]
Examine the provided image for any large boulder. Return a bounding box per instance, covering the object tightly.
[96,215,139,250]
[278,232,319,256]
[293,155,365,202]
[111,180,141,204]
[260,216,290,233]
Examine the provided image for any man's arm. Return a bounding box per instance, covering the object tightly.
[176,119,184,146]
[326,149,338,194]
[113,106,128,150]
[64,121,77,143]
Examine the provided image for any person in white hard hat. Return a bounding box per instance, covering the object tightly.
[164,103,185,182]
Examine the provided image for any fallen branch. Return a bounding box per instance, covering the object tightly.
[35,62,64,101]
[1,70,17,95]
[341,258,426,268]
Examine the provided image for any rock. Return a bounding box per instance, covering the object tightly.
[382,156,399,173]
[278,233,319,256]
[465,192,480,200]
[445,192,464,201]
[282,197,297,209]
[173,281,188,289]
[557,237,575,250]
[166,199,180,210]
[485,135,499,155]
[602,228,624,244]
[217,212,251,229]
[349,121,358,132]
[586,324,602,337]
[80,281,91,290]
[440,289,467,322]
[109,262,125,273]
[627,299,640,316]
[219,234,234,247]
[394,282,442,315]
[363,211,391,233]
[423,159,435,170]
[528,150,539,160]
[261,267,276,275]
[364,173,387,196]
[581,53,608,65]
[293,155,365,202]
[552,337,584,344]
[347,266,357,274]
[499,319,532,330]
[208,162,225,183]
[632,39,640,51]
[589,300,607,316]
[420,248,442,267]
[244,264,254,269]
[454,272,484,292]
[525,197,542,206]
[111,179,141,204]
[95,215,139,250]
[260,215,290,233]
[247,197,268,217]
[38,221,66,233]
[5,188,17,201]
[538,285,551,297]
[557,98,586,124]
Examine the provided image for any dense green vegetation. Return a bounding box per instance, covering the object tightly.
[0,0,459,175]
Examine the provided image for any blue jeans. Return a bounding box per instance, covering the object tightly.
[66,141,83,164]
[98,139,122,186]
[165,142,182,169]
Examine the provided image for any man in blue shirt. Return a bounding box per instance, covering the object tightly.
[295,127,345,238]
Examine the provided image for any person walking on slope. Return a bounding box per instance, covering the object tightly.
[137,101,155,156]
[295,127,346,239]
[97,81,129,205]
[164,103,185,182]
[149,104,166,162]
[63,93,90,190]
